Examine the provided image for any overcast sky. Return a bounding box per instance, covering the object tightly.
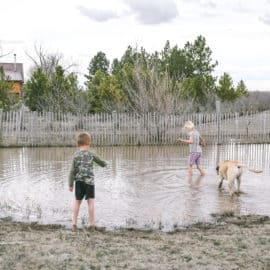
[1,0,270,91]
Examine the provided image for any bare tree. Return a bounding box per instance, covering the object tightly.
[220,91,270,113]
[0,52,13,58]
[123,61,192,114]
[0,44,13,59]
[24,45,84,113]
[25,44,77,77]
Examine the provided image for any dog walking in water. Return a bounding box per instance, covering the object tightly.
[216,160,263,197]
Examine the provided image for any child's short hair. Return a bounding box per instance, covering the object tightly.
[183,121,195,132]
[77,132,91,146]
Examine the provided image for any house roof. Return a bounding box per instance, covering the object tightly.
[0,62,24,82]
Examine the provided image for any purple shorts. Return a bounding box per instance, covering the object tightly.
[189,152,201,166]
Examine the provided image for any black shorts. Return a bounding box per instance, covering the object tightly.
[75,181,95,200]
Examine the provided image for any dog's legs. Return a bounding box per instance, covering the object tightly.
[227,167,240,197]
[218,176,224,189]
[227,176,235,197]
[236,175,242,194]
[228,181,234,197]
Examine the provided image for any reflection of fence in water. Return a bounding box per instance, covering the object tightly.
[0,110,270,147]
[0,144,269,177]
[203,143,270,173]
[82,144,270,174]
[0,147,74,178]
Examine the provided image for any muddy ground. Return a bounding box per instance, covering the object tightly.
[0,213,269,270]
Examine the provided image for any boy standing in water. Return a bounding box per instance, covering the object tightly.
[68,132,107,231]
[177,121,205,176]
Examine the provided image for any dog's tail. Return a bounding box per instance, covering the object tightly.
[238,163,263,173]
[247,167,263,173]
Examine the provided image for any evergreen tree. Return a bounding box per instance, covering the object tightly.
[85,51,110,83]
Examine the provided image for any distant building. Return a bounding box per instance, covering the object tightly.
[0,54,24,96]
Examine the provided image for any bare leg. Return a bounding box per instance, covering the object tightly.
[188,164,193,175]
[87,198,95,226]
[196,165,205,176]
[72,200,82,226]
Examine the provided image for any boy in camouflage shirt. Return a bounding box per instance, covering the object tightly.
[68,132,107,231]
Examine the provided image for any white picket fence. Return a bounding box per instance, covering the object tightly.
[0,110,270,146]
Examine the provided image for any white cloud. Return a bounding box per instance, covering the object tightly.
[124,0,179,24]
[259,13,270,24]
[200,0,218,8]
[77,0,179,25]
[77,6,120,22]
[0,0,270,90]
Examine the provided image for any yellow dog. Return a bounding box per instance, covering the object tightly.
[216,160,263,197]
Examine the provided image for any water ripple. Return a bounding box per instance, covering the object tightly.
[0,145,269,230]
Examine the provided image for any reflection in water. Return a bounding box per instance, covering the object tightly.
[0,144,269,231]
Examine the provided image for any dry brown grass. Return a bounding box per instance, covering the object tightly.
[0,214,269,270]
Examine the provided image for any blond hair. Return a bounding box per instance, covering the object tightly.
[77,132,91,146]
[183,121,195,132]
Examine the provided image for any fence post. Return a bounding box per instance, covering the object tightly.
[216,100,221,144]
[112,111,117,146]
[0,109,2,145]
[216,100,221,165]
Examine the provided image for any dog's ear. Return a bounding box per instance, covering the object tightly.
[216,165,219,175]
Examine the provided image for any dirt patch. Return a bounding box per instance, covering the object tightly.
[0,213,270,270]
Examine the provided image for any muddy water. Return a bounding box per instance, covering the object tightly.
[0,144,269,231]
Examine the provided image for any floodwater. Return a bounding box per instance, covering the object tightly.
[0,144,269,231]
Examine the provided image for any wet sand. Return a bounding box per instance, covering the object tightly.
[0,213,269,270]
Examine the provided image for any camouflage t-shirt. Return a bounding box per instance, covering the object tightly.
[68,150,106,186]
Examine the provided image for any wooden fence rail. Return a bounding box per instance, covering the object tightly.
[0,110,270,147]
